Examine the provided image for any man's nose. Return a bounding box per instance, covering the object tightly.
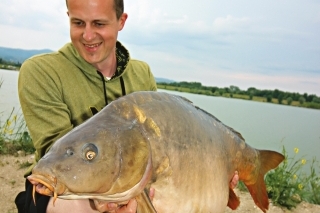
[83,25,96,41]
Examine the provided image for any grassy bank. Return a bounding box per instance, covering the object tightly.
[0,109,33,155]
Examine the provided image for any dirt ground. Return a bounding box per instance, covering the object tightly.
[1,154,320,213]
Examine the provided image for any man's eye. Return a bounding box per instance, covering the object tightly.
[73,21,83,26]
[95,23,105,27]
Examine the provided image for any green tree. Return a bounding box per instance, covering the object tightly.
[286,97,293,105]
[211,87,218,94]
[278,94,284,104]
[247,87,256,94]
[249,94,253,100]
[266,95,272,102]
[273,89,280,99]
[312,96,320,104]
[299,97,306,105]
[230,85,240,94]
[247,87,257,100]
[218,89,225,96]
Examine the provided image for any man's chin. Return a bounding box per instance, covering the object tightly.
[81,54,102,65]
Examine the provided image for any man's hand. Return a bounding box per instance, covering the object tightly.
[93,199,137,213]
[230,171,239,189]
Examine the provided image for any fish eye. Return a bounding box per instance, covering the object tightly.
[82,143,98,161]
[86,151,96,160]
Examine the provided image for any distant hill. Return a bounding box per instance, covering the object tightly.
[155,77,175,83]
[0,46,175,83]
[0,46,52,63]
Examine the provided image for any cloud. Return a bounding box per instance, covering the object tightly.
[0,0,67,31]
[0,24,69,50]
[212,15,251,34]
[0,0,69,49]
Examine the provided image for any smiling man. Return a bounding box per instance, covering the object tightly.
[67,0,127,77]
[15,0,239,212]
[15,0,156,212]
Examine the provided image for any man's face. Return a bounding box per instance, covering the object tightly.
[67,0,127,66]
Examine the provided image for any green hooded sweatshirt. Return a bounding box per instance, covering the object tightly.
[18,41,157,175]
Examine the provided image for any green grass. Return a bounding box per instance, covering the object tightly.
[238,146,320,209]
[265,147,320,208]
[0,109,34,155]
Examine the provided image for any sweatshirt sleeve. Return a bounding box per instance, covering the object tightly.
[18,57,73,172]
[147,64,157,91]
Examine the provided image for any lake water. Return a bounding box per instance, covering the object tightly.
[1,68,319,173]
[0,69,21,116]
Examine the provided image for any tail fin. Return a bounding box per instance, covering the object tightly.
[246,150,284,213]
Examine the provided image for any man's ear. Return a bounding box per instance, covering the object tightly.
[118,13,128,31]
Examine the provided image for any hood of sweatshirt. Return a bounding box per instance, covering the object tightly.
[57,41,130,106]
[58,41,130,80]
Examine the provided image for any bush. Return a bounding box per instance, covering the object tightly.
[278,95,283,104]
[265,147,320,208]
[312,97,320,104]
[0,109,34,155]
[265,147,305,209]
[266,95,272,102]
[299,97,305,105]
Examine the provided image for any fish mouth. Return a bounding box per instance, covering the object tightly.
[27,174,66,205]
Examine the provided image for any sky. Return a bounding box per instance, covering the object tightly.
[1,0,319,95]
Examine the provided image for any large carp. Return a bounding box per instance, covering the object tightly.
[28,91,284,213]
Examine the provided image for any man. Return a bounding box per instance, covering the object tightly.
[15,0,238,212]
[16,0,156,212]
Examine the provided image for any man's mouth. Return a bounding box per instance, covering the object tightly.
[84,42,101,48]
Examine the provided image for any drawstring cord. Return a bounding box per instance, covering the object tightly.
[97,71,126,106]
[119,76,126,96]
[97,71,108,106]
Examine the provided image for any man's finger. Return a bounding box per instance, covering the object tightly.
[116,199,137,213]
[230,171,239,189]
[149,188,155,201]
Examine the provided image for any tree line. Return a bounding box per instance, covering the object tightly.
[158,81,320,109]
[0,58,21,70]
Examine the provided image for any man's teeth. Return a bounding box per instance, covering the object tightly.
[85,43,99,48]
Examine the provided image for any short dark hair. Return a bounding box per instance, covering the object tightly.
[114,0,124,19]
[66,0,124,19]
